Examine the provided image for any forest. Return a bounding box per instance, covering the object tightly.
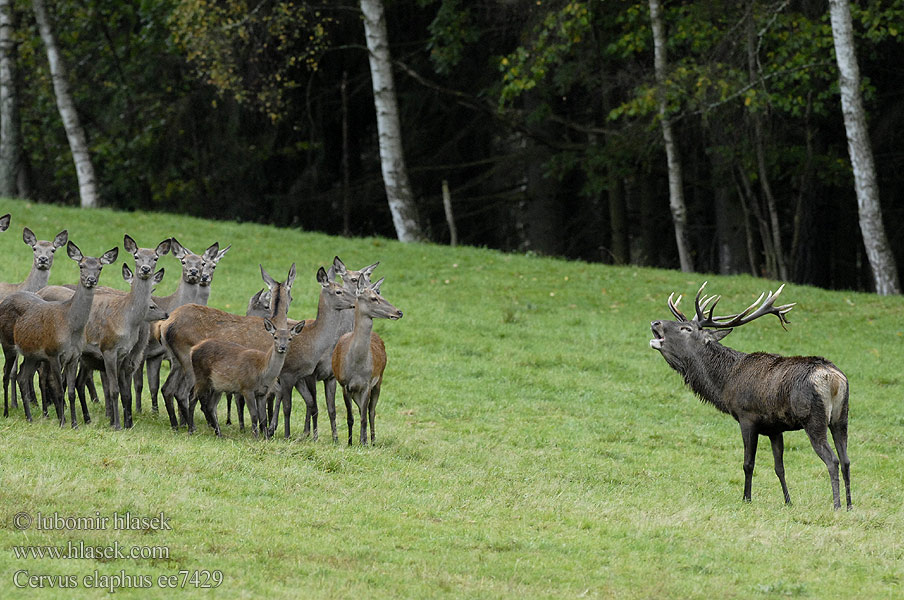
[1,0,903,292]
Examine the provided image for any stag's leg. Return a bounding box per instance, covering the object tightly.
[740,422,758,502]
[805,425,842,510]
[769,433,792,505]
[324,377,339,444]
[829,415,852,510]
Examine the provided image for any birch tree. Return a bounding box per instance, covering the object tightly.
[648,0,693,272]
[0,0,20,197]
[360,0,425,243]
[828,0,899,294]
[32,0,98,208]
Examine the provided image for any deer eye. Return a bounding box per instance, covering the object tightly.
[679,325,693,333]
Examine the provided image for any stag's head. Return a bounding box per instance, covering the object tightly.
[650,282,795,367]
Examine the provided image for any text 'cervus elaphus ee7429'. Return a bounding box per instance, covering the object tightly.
[650,283,851,510]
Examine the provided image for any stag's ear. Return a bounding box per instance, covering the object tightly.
[708,329,732,343]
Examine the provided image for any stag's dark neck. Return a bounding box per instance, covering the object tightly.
[676,342,744,415]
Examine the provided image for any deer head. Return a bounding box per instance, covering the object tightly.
[650,282,795,367]
[23,227,68,271]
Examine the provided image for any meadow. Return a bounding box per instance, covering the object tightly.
[0,198,901,599]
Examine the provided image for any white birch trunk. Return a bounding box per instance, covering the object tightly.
[828,0,900,294]
[649,0,693,272]
[360,0,424,242]
[32,0,99,208]
[0,0,20,197]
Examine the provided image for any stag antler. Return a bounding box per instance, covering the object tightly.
[667,282,796,329]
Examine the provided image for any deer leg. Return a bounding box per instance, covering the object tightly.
[368,383,381,446]
[7,354,19,409]
[38,363,51,417]
[68,360,90,426]
[280,387,293,440]
[324,377,339,444]
[16,357,37,422]
[225,393,233,425]
[161,367,180,428]
[740,422,758,502]
[341,386,354,446]
[207,392,222,437]
[234,394,245,432]
[769,433,791,505]
[829,417,852,510]
[146,354,163,412]
[245,394,260,439]
[298,376,317,440]
[45,357,66,427]
[102,354,122,430]
[118,367,134,429]
[132,360,144,413]
[355,391,369,446]
[3,346,17,416]
[805,425,842,510]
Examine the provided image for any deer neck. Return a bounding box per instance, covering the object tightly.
[678,343,744,414]
[125,275,154,324]
[307,291,347,357]
[66,281,97,336]
[348,304,375,364]
[21,264,50,292]
[170,278,201,307]
[196,284,211,306]
[261,345,288,388]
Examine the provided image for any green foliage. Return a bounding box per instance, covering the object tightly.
[168,0,331,122]
[422,0,480,75]
[1,199,903,597]
[497,2,592,106]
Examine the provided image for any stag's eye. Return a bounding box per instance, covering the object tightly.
[679,325,693,333]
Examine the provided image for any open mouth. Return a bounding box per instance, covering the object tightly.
[650,323,664,350]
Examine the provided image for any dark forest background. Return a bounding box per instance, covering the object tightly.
[5,0,904,291]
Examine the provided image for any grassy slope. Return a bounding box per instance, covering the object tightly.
[0,198,901,599]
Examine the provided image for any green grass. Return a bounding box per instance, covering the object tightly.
[0,198,902,598]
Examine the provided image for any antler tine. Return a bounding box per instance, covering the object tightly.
[698,283,796,329]
[667,292,687,321]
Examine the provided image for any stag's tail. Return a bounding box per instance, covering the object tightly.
[810,366,848,426]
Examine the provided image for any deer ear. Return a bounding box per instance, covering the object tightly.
[123,234,138,254]
[292,320,305,335]
[53,230,68,248]
[101,247,119,265]
[371,277,385,295]
[67,241,83,261]
[215,244,231,262]
[202,242,219,261]
[260,265,276,288]
[286,263,297,289]
[708,329,732,343]
[122,263,133,281]
[152,268,165,284]
[316,266,329,286]
[361,261,379,278]
[22,227,36,247]
[0,213,10,231]
[169,238,186,258]
[156,238,172,256]
[332,256,347,276]
[263,318,276,334]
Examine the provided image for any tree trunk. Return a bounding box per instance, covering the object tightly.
[828,0,900,294]
[359,0,424,242]
[32,0,98,208]
[648,0,693,272]
[0,0,20,197]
